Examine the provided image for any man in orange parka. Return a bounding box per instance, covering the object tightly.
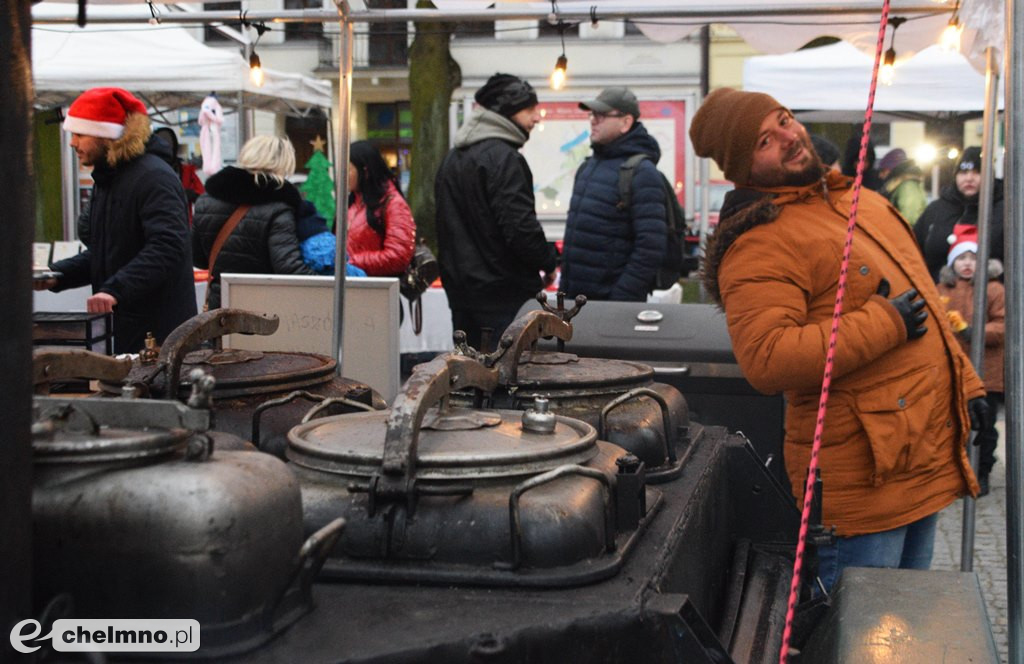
[690,88,991,593]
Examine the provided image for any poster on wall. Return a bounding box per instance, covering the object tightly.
[520,100,687,219]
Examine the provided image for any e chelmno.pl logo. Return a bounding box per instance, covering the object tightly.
[10,618,200,654]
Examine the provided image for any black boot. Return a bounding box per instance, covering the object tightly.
[978,474,990,497]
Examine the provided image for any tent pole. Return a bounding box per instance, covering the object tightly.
[331,4,353,376]
[960,45,999,572]
[1005,0,1024,658]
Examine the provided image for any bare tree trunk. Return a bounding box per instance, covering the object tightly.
[407,0,460,250]
[0,0,35,652]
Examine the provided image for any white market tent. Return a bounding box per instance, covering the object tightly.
[32,3,331,115]
[743,41,1003,121]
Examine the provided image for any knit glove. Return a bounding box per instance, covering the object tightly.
[876,278,928,340]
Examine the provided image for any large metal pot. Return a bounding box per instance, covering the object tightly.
[99,309,386,458]
[31,382,342,659]
[451,302,690,482]
[288,354,658,588]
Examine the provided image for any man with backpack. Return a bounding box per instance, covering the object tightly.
[560,87,675,301]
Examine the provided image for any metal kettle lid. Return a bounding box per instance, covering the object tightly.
[512,351,655,389]
[287,406,599,480]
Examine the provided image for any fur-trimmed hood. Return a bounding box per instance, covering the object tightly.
[104,112,152,167]
[701,170,854,305]
[939,258,1004,286]
[203,165,303,210]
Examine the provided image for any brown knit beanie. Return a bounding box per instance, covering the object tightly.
[689,88,786,186]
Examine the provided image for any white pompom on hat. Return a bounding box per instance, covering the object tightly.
[947,224,979,266]
[63,87,147,140]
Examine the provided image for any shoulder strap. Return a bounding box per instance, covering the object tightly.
[617,154,650,211]
[207,204,251,282]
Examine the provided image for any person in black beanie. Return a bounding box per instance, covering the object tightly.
[915,146,1005,283]
[434,73,557,351]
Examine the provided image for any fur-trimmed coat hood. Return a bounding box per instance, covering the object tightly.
[104,112,153,167]
[202,165,303,209]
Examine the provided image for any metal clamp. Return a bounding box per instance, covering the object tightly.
[366,355,498,512]
[599,386,677,464]
[160,308,280,397]
[267,517,345,620]
[497,464,616,571]
[491,309,575,386]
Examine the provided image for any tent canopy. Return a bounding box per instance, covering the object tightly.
[742,41,1004,122]
[32,3,332,115]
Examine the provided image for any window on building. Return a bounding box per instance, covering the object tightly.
[286,110,330,176]
[366,102,413,193]
[284,0,324,41]
[538,20,579,39]
[203,2,241,43]
[366,0,408,66]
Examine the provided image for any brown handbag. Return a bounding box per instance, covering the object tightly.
[203,204,251,311]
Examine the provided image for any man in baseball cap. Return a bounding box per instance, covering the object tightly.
[37,87,196,353]
[693,88,990,595]
[560,86,669,301]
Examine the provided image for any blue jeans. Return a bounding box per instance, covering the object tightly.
[815,513,939,595]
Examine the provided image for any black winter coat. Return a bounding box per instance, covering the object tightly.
[560,123,667,301]
[435,109,557,313]
[192,167,315,309]
[914,179,1004,282]
[51,136,196,354]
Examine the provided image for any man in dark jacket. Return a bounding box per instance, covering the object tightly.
[915,146,1004,282]
[435,73,557,350]
[37,88,196,353]
[560,87,667,301]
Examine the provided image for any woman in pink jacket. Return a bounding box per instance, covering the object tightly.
[346,141,416,277]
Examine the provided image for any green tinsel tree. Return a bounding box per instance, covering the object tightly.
[301,149,336,229]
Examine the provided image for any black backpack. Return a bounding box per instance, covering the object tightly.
[616,154,686,291]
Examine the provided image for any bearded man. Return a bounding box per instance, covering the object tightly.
[691,88,990,593]
[36,87,196,353]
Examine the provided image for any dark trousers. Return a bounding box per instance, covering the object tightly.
[450,307,519,353]
[976,391,1003,477]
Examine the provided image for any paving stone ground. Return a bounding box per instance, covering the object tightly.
[932,416,1008,662]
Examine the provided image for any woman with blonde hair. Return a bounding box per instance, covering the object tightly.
[193,135,314,308]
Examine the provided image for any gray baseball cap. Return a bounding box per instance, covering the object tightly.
[579,87,640,118]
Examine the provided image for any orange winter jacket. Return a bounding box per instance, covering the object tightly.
[703,169,986,536]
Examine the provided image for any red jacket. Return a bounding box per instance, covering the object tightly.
[347,181,416,276]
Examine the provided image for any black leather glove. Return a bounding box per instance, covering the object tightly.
[876,278,927,340]
[968,397,993,435]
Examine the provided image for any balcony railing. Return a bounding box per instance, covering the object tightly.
[318,31,409,71]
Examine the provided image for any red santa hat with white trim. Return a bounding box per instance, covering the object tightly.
[946,224,979,266]
[63,87,147,140]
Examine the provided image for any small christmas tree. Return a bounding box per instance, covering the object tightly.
[302,147,336,230]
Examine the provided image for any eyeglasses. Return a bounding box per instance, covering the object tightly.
[589,111,626,121]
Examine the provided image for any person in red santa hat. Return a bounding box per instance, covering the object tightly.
[35,87,197,353]
[936,224,1005,496]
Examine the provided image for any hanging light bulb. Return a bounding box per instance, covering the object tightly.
[880,47,896,87]
[941,19,963,52]
[249,52,265,87]
[550,54,568,90]
[879,17,906,87]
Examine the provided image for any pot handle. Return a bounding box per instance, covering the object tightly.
[489,309,574,385]
[32,349,132,393]
[160,309,280,397]
[268,517,345,619]
[600,387,677,464]
[378,354,498,494]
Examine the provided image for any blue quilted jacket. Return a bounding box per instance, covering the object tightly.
[560,123,667,301]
